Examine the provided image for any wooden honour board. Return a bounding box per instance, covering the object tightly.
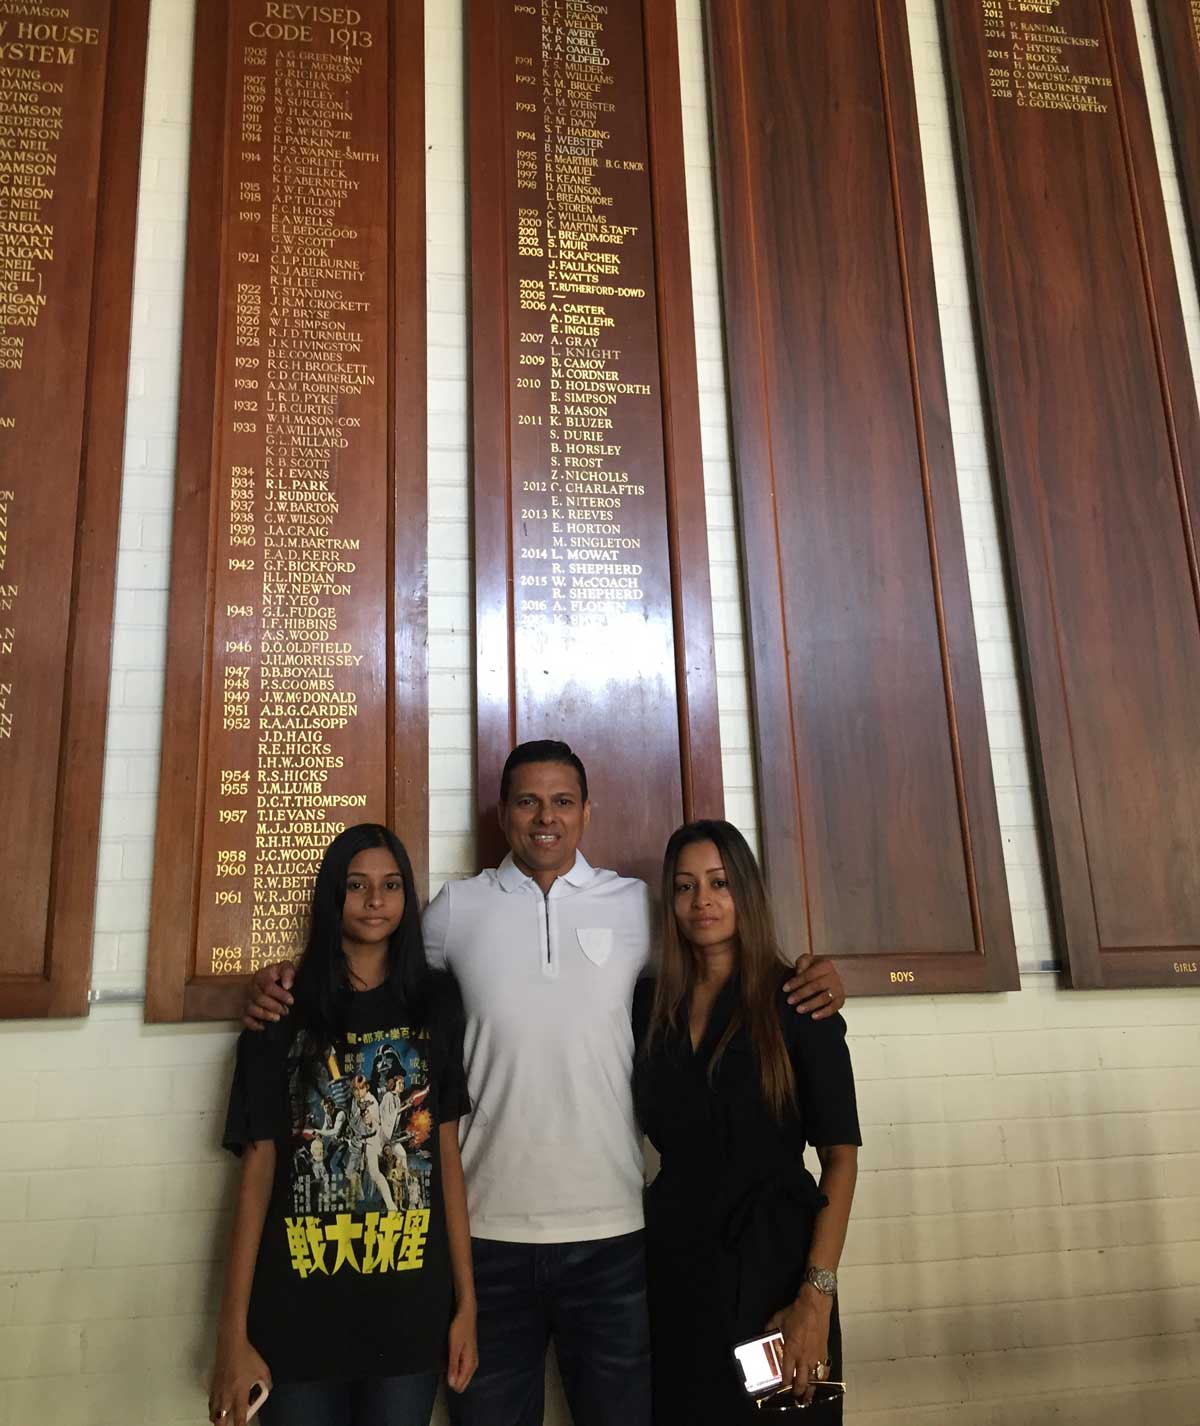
[705,0,1018,995]
[943,0,1200,989]
[146,0,427,1022]
[0,0,150,1019]
[1151,1,1200,275]
[470,0,723,886]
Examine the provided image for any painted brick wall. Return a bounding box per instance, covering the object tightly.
[1,0,1198,1422]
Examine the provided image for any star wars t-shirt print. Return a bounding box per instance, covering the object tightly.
[224,983,470,1383]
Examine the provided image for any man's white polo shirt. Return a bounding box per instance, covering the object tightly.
[423,851,653,1244]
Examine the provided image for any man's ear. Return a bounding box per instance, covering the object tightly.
[582,799,592,830]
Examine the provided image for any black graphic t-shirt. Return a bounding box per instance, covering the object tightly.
[223,980,470,1384]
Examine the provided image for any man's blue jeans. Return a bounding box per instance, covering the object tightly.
[448,1231,652,1426]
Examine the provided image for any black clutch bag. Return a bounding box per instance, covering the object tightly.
[753,1381,846,1413]
[732,1332,845,1413]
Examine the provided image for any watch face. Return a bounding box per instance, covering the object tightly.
[807,1267,837,1295]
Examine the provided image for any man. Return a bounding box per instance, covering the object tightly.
[379,1067,408,1147]
[348,1073,396,1213]
[379,1068,411,1200]
[314,1093,348,1181]
[243,740,846,1425]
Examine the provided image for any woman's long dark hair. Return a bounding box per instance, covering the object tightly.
[289,823,430,1068]
[646,819,796,1119]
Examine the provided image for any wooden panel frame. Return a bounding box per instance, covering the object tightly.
[469,0,723,880]
[1151,0,1200,275]
[0,0,151,1019]
[704,0,1017,995]
[942,0,1200,989]
[146,1,428,1022]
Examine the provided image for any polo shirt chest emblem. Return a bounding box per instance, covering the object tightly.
[577,927,614,965]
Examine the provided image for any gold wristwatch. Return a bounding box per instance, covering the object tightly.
[804,1266,837,1296]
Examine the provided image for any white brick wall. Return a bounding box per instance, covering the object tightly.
[2,0,1198,1421]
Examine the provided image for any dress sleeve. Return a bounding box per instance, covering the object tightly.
[788,1012,862,1149]
[430,972,471,1123]
[222,1024,290,1155]
[631,975,656,1050]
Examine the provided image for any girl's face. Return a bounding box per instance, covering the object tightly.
[342,847,405,949]
[672,839,737,955]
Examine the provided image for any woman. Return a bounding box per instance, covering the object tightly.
[634,821,859,1423]
[210,824,478,1426]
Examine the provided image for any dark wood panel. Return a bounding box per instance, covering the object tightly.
[705,0,1017,995]
[0,0,150,1019]
[942,0,1200,989]
[1151,0,1200,275]
[146,0,427,1022]
[469,0,722,888]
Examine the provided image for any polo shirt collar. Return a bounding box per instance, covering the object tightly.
[497,850,597,893]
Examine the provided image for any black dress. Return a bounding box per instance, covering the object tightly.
[632,975,861,1426]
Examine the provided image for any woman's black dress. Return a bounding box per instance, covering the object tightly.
[632,975,860,1426]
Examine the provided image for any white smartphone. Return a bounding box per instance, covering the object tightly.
[733,1331,786,1395]
[246,1381,271,1421]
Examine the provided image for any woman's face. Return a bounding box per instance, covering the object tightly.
[672,839,737,955]
[342,847,406,948]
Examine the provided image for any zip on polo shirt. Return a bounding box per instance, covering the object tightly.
[539,886,559,980]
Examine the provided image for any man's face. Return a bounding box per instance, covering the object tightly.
[499,760,590,884]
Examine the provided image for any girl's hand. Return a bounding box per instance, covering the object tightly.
[768,1286,832,1404]
[209,1333,272,1426]
[447,1303,479,1394]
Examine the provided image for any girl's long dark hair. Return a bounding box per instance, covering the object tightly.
[646,819,797,1120]
[289,823,430,1067]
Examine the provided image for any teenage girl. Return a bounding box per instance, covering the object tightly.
[209,824,477,1426]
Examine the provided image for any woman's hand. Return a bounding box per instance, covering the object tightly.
[209,1333,272,1426]
[447,1303,479,1394]
[768,1286,832,1404]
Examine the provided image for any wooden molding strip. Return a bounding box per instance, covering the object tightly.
[1151,0,1200,278]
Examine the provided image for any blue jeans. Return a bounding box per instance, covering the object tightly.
[262,1373,438,1426]
[448,1232,651,1426]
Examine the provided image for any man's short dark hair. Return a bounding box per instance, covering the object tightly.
[500,740,589,804]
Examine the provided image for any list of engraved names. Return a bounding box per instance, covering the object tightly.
[507,0,674,679]
[0,3,105,751]
[982,0,1111,113]
[201,2,387,977]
